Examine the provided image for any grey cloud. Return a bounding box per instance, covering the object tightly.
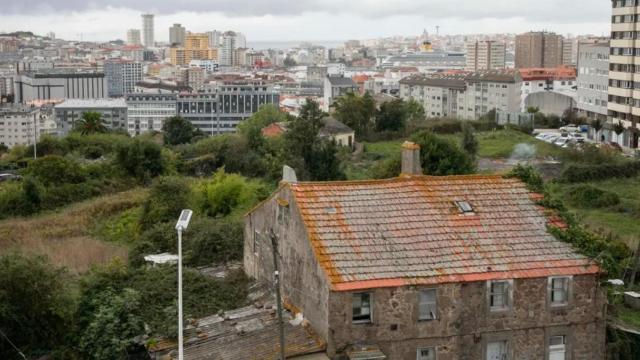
[5,0,608,23]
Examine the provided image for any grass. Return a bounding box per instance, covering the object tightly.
[0,188,147,273]
[344,140,403,180]
[476,129,562,159]
[548,177,640,248]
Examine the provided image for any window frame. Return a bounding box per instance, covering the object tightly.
[418,288,438,321]
[416,346,437,360]
[352,292,373,324]
[484,338,511,360]
[548,276,572,308]
[487,279,513,313]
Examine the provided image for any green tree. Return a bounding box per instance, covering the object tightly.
[237,104,292,151]
[162,116,200,146]
[285,98,325,162]
[404,98,426,131]
[375,99,407,132]
[591,119,604,143]
[199,168,264,217]
[115,139,165,182]
[78,288,145,360]
[461,123,479,157]
[0,253,75,359]
[332,92,375,137]
[613,122,626,137]
[306,140,346,181]
[283,56,297,67]
[76,111,107,135]
[0,143,8,155]
[412,131,475,175]
[22,176,43,213]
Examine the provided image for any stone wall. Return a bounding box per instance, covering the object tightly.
[327,275,606,359]
[244,186,332,341]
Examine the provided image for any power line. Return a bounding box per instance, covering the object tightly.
[0,329,27,360]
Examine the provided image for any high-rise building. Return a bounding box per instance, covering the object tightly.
[141,14,154,48]
[515,31,564,69]
[465,40,506,71]
[562,39,575,66]
[169,33,218,65]
[126,29,141,46]
[206,30,221,48]
[169,24,186,46]
[104,60,143,97]
[576,39,609,122]
[609,1,640,148]
[220,31,237,66]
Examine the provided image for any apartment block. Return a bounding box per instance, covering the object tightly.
[104,60,143,97]
[170,33,219,66]
[576,40,609,121]
[465,40,506,71]
[0,106,56,147]
[608,0,640,148]
[399,70,522,120]
[515,31,564,69]
[125,93,177,136]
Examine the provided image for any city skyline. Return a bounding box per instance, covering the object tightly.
[0,0,611,42]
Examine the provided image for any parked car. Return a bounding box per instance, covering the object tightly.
[544,135,560,144]
[554,137,570,147]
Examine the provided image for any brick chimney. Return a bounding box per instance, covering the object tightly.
[401,141,422,176]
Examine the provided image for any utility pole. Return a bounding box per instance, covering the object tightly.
[269,229,286,360]
[33,112,37,159]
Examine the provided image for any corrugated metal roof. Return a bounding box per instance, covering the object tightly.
[289,175,598,291]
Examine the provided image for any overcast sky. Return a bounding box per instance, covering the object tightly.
[0,0,612,42]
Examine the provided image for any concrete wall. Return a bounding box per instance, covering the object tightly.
[327,275,605,359]
[525,91,576,117]
[244,186,331,341]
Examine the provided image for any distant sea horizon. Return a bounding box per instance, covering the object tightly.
[247,40,346,50]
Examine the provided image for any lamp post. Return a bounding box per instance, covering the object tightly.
[175,209,193,360]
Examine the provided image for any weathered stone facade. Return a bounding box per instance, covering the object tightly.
[244,185,606,360]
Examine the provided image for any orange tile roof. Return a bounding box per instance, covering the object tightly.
[289,175,598,291]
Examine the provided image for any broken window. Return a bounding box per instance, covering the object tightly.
[418,289,437,321]
[488,280,512,312]
[549,277,570,306]
[549,335,566,360]
[487,340,509,360]
[417,347,436,360]
[352,293,372,323]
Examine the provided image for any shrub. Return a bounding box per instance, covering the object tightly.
[560,161,640,183]
[140,177,192,230]
[565,184,621,209]
[184,218,244,266]
[115,139,165,183]
[24,155,86,186]
[506,164,544,193]
[198,168,268,218]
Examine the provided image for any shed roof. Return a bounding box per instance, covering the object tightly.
[286,175,598,291]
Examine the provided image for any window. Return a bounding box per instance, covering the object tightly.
[455,201,474,214]
[549,336,566,360]
[418,289,437,320]
[352,293,372,323]
[417,347,436,360]
[277,199,290,226]
[253,230,261,254]
[488,280,512,311]
[487,340,509,360]
[549,277,570,306]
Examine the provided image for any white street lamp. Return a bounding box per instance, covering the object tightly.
[175,209,193,360]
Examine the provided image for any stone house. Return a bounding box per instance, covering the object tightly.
[244,143,606,360]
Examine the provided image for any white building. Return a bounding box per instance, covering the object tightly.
[141,14,154,48]
[0,106,56,148]
[220,31,236,67]
[13,69,108,104]
[206,30,221,48]
[189,59,219,73]
[399,70,522,120]
[54,98,128,136]
[576,39,609,122]
[126,29,141,46]
[323,76,358,111]
[519,68,576,112]
[125,93,177,136]
[104,60,143,97]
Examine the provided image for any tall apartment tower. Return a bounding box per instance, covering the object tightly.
[465,40,506,71]
[609,1,640,148]
[220,31,237,66]
[515,31,564,68]
[169,24,186,46]
[126,29,141,46]
[206,30,221,48]
[141,14,154,48]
